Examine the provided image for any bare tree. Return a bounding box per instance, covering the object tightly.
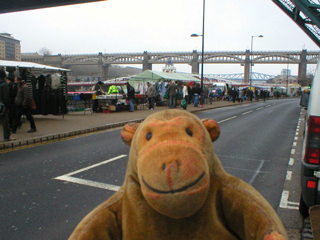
[39,47,52,55]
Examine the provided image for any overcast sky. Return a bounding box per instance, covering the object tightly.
[1,0,319,76]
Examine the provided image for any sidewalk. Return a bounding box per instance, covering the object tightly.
[0,101,242,150]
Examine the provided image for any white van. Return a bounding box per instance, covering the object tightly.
[299,60,320,217]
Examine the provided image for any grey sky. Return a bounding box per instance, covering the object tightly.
[1,0,319,76]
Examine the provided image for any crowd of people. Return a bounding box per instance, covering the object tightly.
[0,69,37,142]
[157,81,275,110]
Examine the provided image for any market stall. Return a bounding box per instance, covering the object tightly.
[129,70,200,106]
[0,60,71,116]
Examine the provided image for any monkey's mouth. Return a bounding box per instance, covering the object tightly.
[142,172,205,194]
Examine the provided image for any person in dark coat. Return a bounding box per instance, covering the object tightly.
[167,81,178,108]
[232,87,238,103]
[126,82,135,112]
[0,70,15,141]
[92,81,104,112]
[187,84,193,104]
[192,83,202,107]
[11,77,37,133]
[5,76,19,130]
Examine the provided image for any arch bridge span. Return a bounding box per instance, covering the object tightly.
[22,49,319,85]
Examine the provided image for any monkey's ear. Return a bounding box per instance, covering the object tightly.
[121,122,140,146]
[201,119,220,142]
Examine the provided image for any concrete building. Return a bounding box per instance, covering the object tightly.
[0,33,21,61]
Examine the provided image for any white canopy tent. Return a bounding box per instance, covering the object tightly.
[0,60,71,71]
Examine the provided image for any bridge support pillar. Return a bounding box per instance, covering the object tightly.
[97,52,109,81]
[244,50,250,84]
[191,50,199,74]
[43,54,63,68]
[143,51,152,71]
[298,49,308,86]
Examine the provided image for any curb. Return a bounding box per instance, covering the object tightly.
[0,102,242,150]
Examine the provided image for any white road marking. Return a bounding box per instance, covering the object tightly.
[291,149,296,154]
[266,105,271,107]
[242,110,253,115]
[256,107,264,110]
[56,176,120,191]
[293,142,297,146]
[249,161,264,185]
[280,190,299,210]
[54,155,127,191]
[295,137,298,140]
[217,116,237,123]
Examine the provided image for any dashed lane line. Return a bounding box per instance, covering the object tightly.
[242,110,253,115]
[217,116,237,123]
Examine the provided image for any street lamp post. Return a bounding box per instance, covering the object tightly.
[250,35,263,88]
[191,0,205,92]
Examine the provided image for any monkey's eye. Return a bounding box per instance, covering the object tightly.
[186,128,193,137]
[146,132,152,140]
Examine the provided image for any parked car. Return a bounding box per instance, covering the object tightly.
[299,62,320,217]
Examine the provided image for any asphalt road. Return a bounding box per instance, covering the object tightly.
[0,98,302,240]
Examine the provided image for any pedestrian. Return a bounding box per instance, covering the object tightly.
[209,89,215,104]
[11,77,37,133]
[192,83,202,107]
[182,83,189,104]
[146,82,156,110]
[0,70,15,141]
[92,81,104,112]
[238,89,244,103]
[5,76,19,130]
[187,84,193,104]
[203,87,209,104]
[232,87,238,103]
[248,89,253,102]
[199,93,204,108]
[126,82,135,112]
[167,81,178,109]
[261,90,267,102]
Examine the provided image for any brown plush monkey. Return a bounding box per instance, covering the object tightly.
[69,109,287,240]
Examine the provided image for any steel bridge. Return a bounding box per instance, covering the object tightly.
[208,72,276,81]
[272,0,320,48]
[22,49,319,85]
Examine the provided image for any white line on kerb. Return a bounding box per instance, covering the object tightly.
[54,155,127,191]
[289,158,294,165]
[286,171,292,180]
[242,110,253,115]
[217,116,237,123]
[280,190,299,210]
